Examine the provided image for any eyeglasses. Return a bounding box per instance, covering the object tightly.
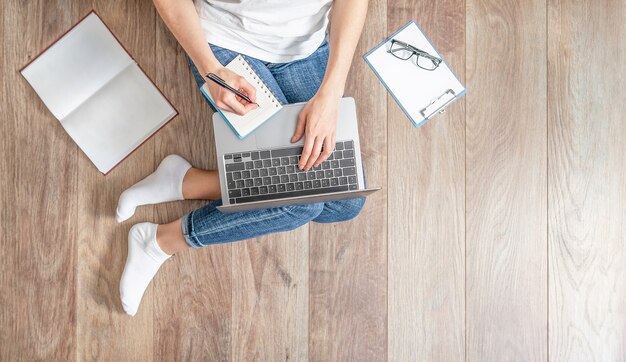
[387,39,442,71]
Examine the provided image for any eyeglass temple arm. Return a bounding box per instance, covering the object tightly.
[409,46,441,62]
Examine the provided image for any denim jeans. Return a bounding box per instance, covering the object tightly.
[182,38,366,248]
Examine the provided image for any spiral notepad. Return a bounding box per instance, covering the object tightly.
[200,55,282,139]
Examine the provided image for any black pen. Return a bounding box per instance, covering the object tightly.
[206,73,259,106]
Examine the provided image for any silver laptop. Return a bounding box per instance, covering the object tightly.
[213,97,380,212]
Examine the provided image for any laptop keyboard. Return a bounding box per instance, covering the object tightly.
[224,140,358,204]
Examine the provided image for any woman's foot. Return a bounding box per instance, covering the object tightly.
[119,222,171,316]
[116,155,192,223]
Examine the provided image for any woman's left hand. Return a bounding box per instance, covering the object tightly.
[292,90,342,171]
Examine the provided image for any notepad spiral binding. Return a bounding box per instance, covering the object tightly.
[239,57,281,108]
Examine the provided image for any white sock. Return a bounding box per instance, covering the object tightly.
[119,222,171,316]
[116,154,191,223]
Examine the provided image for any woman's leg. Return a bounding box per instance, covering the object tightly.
[267,37,366,223]
[180,201,324,247]
[182,168,221,200]
[311,197,366,223]
[118,152,326,315]
[116,155,223,222]
[120,202,324,316]
[266,36,330,103]
[116,154,218,316]
[116,155,192,222]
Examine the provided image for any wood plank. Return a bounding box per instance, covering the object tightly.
[387,1,466,360]
[232,232,309,361]
[0,0,3,95]
[0,0,9,353]
[309,1,387,360]
[75,2,156,359]
[547,1,626,360]
[0,1,78,359]
[0,7,5,356]
[465,0,547,359]
[152,13,232,361]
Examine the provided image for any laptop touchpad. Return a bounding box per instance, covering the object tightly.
[255,108,304,149]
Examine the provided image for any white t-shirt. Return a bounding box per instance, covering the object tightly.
[195,0,333,63]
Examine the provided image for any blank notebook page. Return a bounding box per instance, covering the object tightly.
[61,65,176,173]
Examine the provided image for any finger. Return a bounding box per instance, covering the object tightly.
[223,94,248,116]
[299,133,315,170]
[234,88,247,104]
[237,89,258,111]
[235,76,257,103]
[213,99,236,113]
[304,137,323,171]
[313,136,334,167]
[243,102,258,112]
[234,88,255,106]
[292,111,306,143]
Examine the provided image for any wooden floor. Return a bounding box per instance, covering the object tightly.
[1,0,625,360]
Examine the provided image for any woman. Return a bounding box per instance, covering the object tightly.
[118,0,368,316]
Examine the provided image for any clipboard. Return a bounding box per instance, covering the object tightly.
[363,20,466,128]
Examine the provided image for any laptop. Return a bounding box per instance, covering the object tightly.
[213,97,380,212]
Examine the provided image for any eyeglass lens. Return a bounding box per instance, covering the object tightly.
[389,41,439,71]
[389,41,414,60]
[416,55,438,71]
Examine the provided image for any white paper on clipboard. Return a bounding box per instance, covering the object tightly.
[364,20,466,128]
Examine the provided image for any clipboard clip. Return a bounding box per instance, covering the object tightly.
[420,89,457,120]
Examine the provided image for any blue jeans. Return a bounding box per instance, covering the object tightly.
[182,38,366,248]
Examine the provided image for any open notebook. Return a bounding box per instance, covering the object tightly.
[364,20,465,128]
[201,55,282,139]
[20,11,177,174]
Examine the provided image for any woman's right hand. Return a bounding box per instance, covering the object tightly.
[206,67,257,115]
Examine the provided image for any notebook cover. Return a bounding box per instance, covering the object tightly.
[20,9,179,175]
[363,20,466,128]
